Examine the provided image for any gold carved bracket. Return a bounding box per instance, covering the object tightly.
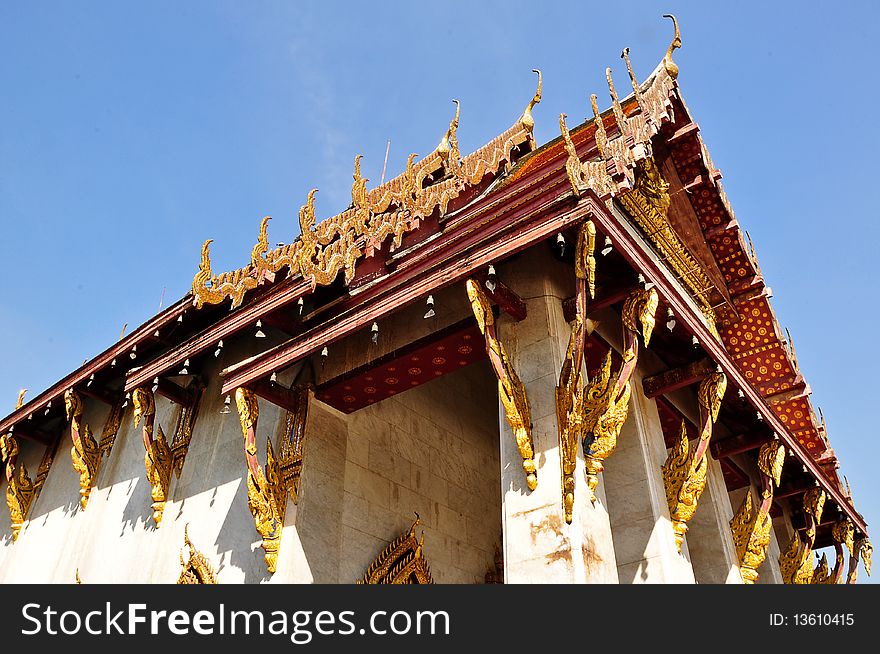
[662,372,727,551]
[467,278,536,491]
[581,287,658,503]
[557,221,596,523]
[831,519,854,583]
[731,439,784,583]
[64,389,101,510]
[846,537,872,584]
[235,386,304,574]
[780,487,825,584]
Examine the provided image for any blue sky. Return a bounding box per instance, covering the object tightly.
[1,1,877,578]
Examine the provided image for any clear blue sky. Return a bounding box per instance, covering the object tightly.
[2,1,877,578]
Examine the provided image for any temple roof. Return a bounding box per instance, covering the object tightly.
[0,16,866,537]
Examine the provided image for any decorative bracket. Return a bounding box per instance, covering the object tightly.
[235,386,301,574]
[581,286,658,503]
[780,488,825,584]
[466,278,536,491]
[132,383,202,526]
[730,439,785,583]
[64,389,101,510]
[831,519,854,584]
[811,553,831,584]
[557,221,596,523]
[846,536,872,584]
[662,371,727,551]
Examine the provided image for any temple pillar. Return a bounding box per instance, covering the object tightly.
[495,251,618,583]
[603,371,696,583]
[685,456,744,583]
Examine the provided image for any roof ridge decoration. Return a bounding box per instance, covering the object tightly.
[191,72,542,307]
[559,15,721,335]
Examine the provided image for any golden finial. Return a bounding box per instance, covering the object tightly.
[621,47,646,113]
[559,113,574,153]
[199,240,214,275]
[299,189,318,232]
[251,216,271,267]
[605,67,626,135]
[119,323,128,340]
[590,93,607,159]
[75,568,82,584]
[438,100,460,166]
[352,155,368,208]
[16,389,27,410]
[520,69,542,134]
[662,14,682,79]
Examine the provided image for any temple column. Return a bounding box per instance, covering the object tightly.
[493,252,618,583]
[684,456,744,583]
[602,371,695,583]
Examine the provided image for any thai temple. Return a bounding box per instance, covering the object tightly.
[0,16,870,584]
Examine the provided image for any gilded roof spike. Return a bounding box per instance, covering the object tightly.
[590,94,607,158]
[560,112,583,197]
[605,67,627,136]
[662,14,682,79]
[251,216,271,268]
[784,327,800,372]
[621,47,647,116]
[438,100,460,166]
[16,389,27,410]
[352,155,368,208]
[520,69,542,135]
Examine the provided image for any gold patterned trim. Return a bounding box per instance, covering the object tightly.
[177,524,218,584]
[357,516,434,585]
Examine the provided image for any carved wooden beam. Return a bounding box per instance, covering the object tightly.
[719,457,751,491]
[775,481,817,500]
[731,284,771,306]
[262,309,303,336]
[474,274,527,322]
[251,378,309,414]
[642,357,717,399]
[703,218,738,240]
[710,431,773,460]
[80,386,118,407]
[6,425,54,446]
[765,382,810,406]
[562,286,632,323]
[155,377,194,406]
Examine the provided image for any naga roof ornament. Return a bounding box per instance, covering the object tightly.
[190,71,543,307]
